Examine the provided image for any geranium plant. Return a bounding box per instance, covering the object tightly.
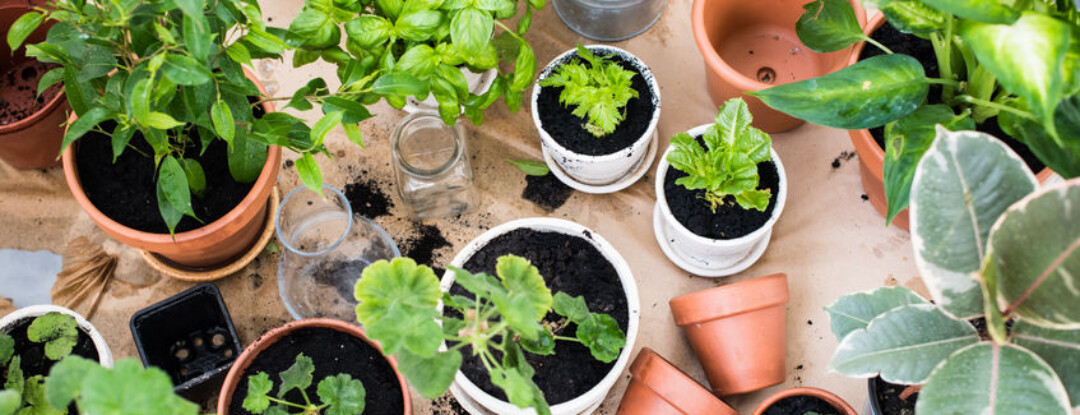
[242,354,366,415]
[0,312,78,414]
[824,128,1080,413]
[750,0,1080,224]
[667,98,773,212]
[354,256,626,415]
[538,43,639,137]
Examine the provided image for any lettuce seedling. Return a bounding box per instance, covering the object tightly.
[354,256,626,415]
[538,43,639,138]
[242,354,366,415]
[666,98,773,212]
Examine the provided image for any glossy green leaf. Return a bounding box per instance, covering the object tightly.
[342,123,365,148]
[916,343,1070,414]
[162,54,213,86]
[577,312,625,363]
[131,79,152,126]
[226,130,266,184]
[145,112,185,130]
[506,159,549,176]
[1011,320,1080,408]
[211,100,235,146]
[825,286,929,341]
[182,14,211,62]
[27,312,78,360]
[796,0,865,53]
[879,0,948,36]
[998,96,1080,179]
[156,172,185,235]
[242,372,272,413]
[288,8,340,49]
[355,258,442,356]
[61,107,111,154]
[344,16,393,50]
[373,72,430,97]
[294,153,323,196]
[450,7,492,58]
[36,67,63,98]
[180,159,206,199]
[317,374,366,415]
[396,349,461,399]
[749,54,928,130]
[397,9,443,42]
[225,42,252,66]
[920,0,1019,24]
[7,12,43,52]
[159,156,197,220]
[310,110,344,147]
[910,128,1037,319]
[173,0,205,18]
[829,303,979,384]
[322,97,374,124]
[511,42,536,93]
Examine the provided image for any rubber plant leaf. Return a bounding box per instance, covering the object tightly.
[795,0,865,53]
[825,286,929,340]
[1011,320,1080,408]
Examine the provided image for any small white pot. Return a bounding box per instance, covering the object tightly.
[441,217,641,415]
[403,68,498,113]
[531,45,661,186]
[654,124,787,273]
[0,305,114,367]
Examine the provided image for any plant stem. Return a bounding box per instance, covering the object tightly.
[862,36,893,55]
[925,78,961,87]
[553,335,581,344]
[956,95,1038,121]
[494,21,524,42]
[266,397,310,410]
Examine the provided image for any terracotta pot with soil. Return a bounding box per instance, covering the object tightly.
[217,318,412,415]
[531,45,661,187]
[691,0,866,133]
[61,72,281,269]
[0,305,113,370]
[0,2,70,169]
[442,217,640,415]
[669,273,789,396]
[615,347,737,415]
[753,387,857,415]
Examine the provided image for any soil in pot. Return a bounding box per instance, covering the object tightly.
[522,173,573,212]
[0,60,61,126]
[537,53,656,156]
[5,317,100,377]
[762,395,840,415]
[664,136,780,239]
[446,229,630,405]
[860,22,1046,173]
[872,376,918,415]
[227,327,405,415]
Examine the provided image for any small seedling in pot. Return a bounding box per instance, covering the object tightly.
[667,98,773,212]
[0,313,90,415]
[539,43,639,138]
[354,255,626,415]
[242,354,366,415]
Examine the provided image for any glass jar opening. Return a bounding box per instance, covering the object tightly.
[274,185,353,257]
[392,112,462,177]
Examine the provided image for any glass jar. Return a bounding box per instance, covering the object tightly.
[275,184,400,321]
[391,111,477,219]
[552,0,666,42]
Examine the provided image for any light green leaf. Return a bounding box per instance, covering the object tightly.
[162,54,213,86]
[552,291,590,322]
[226,43,252,66]
[577,313,625,363]
[44,356,97,410]
[131,79,152,126]
[27,312,78,361]
[344,16,393,50]
[373,72,430,97]
[342,123,365,148]
[506,159,549,176]
[61,107,111,155]
[5,356,22,393]
[36,68,63,98]
[519,329,555,355]
[910,128,1037,319]
[795,0,865,53]
[1011,320,1080,408]
[878,0,947,36]
[0,335,12,366]
[310,111,344,147]
[242,372,272,413]
[182,14,211,62]
[920,0,1019,24]
[450,7,492,58]
[354,258,442,356]
[7,12,43,52]
[295,153,323,196]
[79,359,199,415]
[287,8,340,49]
[0,390,18,415]
[396,9,443,42]
[396,349,461,399]
[277,354,314,399]
[211,100,235,146]
[825,286,929,341]
[495,255,552,341]
[145,112,185,130]
[317,374,366,415]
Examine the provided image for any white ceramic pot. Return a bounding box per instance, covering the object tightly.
[403,68,497,113]
[0,305,114,367]
[531,45,661,186]
[440,217,641,415]
[654,124,787,276]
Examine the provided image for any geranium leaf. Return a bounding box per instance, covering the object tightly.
[242,372,273,413]
[495,255,552,341]
[27,312,79,361]
[277,354,314,399]
[396,349,461,399]
[45,356,97,410]
[355,258,442,356]
[317,374,366,415]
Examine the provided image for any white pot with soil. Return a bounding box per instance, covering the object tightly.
[531,45,661,187]
[0,304,114,367]
[441,217,641,415]
[653,124,787,277]
[403,68,498,113]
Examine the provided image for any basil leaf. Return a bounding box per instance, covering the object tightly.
[450,7,492,58]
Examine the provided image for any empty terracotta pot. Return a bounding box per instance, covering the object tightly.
[617,348,737,415]
[670,273,789,396]
[692,0,866,133]
[0,2,69,169]
[753,387,857,415]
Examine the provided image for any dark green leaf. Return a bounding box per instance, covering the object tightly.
[506,159,549,176]
[162,54,213,86]
[226,42,252,65]
[180,159,207,199]
[0,334,12,366]
[173,0,206,19]
[61,107,111,154]
[6,12,43,52]
[796,0,866,53]
[159,156,197,218]
[183,14,211,62]
[76,45,116,83]
[295,153,323,195]
[577,313,625,363]
[36,68,63,98]
[277,354,314,399]
[517,7,533,34]
[322,97,373,124]
[61,68,90,115]
[228,130,268,183]
[519,328,555,355]
[211,100,236,146]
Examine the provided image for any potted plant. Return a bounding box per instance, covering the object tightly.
[531,43,661,189]
[669,273,790,396]
[654,98,787,276]
[286,0,544,125]
[752,387,857,415]
[217,319,411,415]
[691,0,867,132]
[354,217,640,415]
[551,0,666,42]
[751,0,1080,228]
[0,0,68,169]
[823,129,1080,413]
[615,347,737,415]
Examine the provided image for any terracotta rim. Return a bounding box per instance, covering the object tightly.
[628,348,735,414]
[60,69,281,246]
[753,387,858,415]
[0,2,68,135]
[670,273,789,326]
[217,318,412,415]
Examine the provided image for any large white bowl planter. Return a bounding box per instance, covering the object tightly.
[653,124,787,277]
[441,217,641,415]
[0,304,114,367]
[403,68,498,114]
[531,45,661,188]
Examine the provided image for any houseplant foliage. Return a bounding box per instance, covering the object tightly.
[287,0,544,126]
[749,0,1080,224]
[825,128,1080,413]
[0,313,78,414]
[242,354,366,415]
[537,43,639,138]
[354,256,626,415]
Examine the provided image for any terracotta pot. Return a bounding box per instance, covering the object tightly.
[847,12,1057,231]
[61,71,280,269]
[669,273,789,396]
[0,2,69,169]
[217,318,412,415]
[753,387,857,415]
[691,0,866,133]
[616,348,737,415]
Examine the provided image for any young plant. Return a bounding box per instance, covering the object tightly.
[242,354,366,415]
[354,255,626,415]
[26,313,78,361]
[823,128,1080,414]
[666,98,773,212]
[750,0,1080,224]
[538,43,639,137]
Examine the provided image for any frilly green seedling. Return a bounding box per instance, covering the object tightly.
[243,354,366,415]
[538,43,639,138]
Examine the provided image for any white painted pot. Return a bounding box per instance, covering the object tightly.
[440,217,641,415]
[654,124,787,274]
[403,68,497,113]
[0,305,113,367]
[531,45,661,186]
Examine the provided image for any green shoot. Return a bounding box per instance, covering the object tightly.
[538,43,639,138]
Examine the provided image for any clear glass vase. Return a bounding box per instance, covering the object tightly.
[551,0,666,42]
[391,111,477,219]
[275,185,400,321]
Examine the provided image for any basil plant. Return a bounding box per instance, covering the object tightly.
[287,0,544,126]
[750,0,1080,224]
[825,128,1080,414]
